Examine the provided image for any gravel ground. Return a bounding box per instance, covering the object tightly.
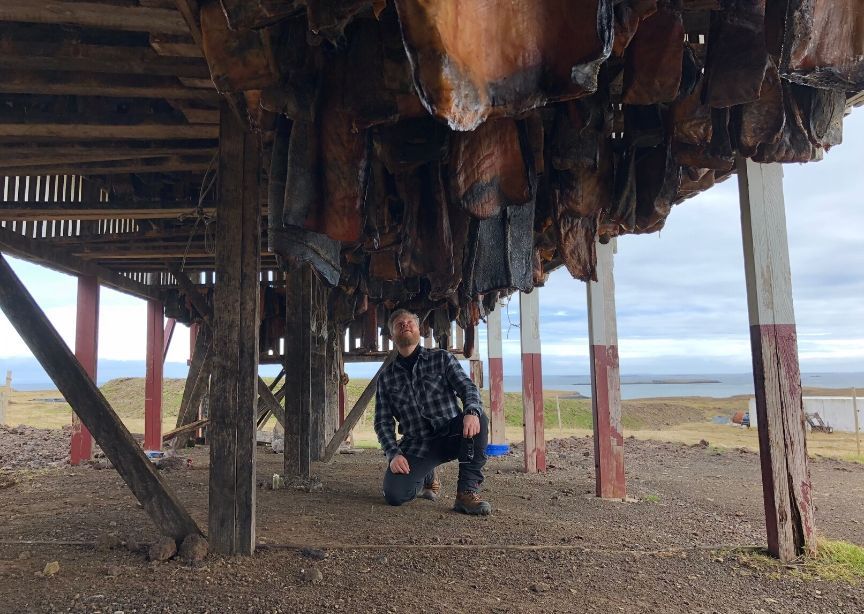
[0,433,862,613]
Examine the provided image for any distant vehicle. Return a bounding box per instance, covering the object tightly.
[742,412,751,428]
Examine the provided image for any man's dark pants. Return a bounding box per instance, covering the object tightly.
[383,413,489,506]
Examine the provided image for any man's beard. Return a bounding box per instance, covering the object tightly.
[394,330,420,348]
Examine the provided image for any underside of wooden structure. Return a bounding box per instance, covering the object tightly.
[1,0,862,559]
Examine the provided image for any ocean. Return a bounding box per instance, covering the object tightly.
[5,353,863,400]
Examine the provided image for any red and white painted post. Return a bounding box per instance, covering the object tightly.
[71,275,99,465]
[486,304,506,446]
[520,289,545,473]
[144,300,164,451]
[587,239,626,499]
[737,158,815,561]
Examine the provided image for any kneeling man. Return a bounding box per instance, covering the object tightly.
[374,309,491,515]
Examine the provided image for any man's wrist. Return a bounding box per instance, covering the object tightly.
[464,407,482,418]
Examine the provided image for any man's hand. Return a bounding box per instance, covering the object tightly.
[389,454,410,475]
[463,413,480,438]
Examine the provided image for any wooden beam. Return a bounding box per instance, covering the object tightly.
[0,123,218,140]
[209,101,260,555]
[0,1,191,35]
[0,148,218,170]
[520,289,546,474]
[0,71,218,102]
[587,239,626,499]
[322,352,395,463]
[257,377,286,430]
[0,225,161,301]
[0,200,216,221]
[283,265,310,479]
[737,157,815,561]
[163,418,208,442]
[0,41,211,78]
[0,253,201,540]
[162,317,176,363]
[172,325,212,450]
[5,156,213,177]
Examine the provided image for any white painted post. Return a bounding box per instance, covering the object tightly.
[520,289,545,473]
[556,396,562,431]
[738,157,814,561]
[853,388,861,457]
[487,304,506,446]
[587,238,625,499]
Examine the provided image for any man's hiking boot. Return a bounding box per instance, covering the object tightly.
[453,491,492,516]
[420,472,441,502]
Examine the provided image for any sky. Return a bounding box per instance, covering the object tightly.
[1,109,862,379]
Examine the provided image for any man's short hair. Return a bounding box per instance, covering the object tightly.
[387,309,420,334]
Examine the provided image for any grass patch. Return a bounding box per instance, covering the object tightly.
[735,539,864,584]
[643,494,661,504]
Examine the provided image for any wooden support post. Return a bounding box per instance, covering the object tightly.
[738,157,815,561]
[0,253,201,539]
[71,275,98,465]
[587,239,626,499]
[520,289,545,473]
[162,317,176,363]
[144,299,164,451]
[172,326,212,450]
[283,265,312,479]
[310,277,329,460]
[468,325,484,388]
[362,308,378,351]
[487,304,506,446]
[322,353,395,462]
[209,102,261,555]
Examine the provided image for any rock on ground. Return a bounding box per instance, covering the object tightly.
[179,534,208,563]
[148,537,177,562]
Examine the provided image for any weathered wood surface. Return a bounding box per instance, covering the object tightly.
[738,157,814,562]
[172,326,212,450]
[0,201,214,222]
[0,123,218,140]
[0,253,201,539]
[163,418,208,443]
[587,239,625,499]
[0,41,210,78]
[0,225,161,301]
[0,1,190,35]
[322,352,395,463]
[283,265,310,479]
[208,102,261,555]
[0,71,218,101]
[5,157,213,177]
[257,377,286,430]
[162,317,176,363]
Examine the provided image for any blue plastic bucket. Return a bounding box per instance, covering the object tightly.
[486,443,510,457]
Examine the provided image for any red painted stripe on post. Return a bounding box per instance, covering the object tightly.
[750,323,814,557]
[521,352,546,473]
[71,276,98,465]
[144,300,164,451]
[590,344,625,498]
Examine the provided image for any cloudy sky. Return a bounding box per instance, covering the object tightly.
[1,109,862,379]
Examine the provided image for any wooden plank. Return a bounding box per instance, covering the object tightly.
[0,70,218,101]
[0,124,218,140]
[586,239,626,499]
[257,378,286,429]
[310,274,328,460]
[0,1,190,35]
[520,289,546,474]
[163,418,208,442]
[0,201,216,221]
[172,325,212,450]
[0,253,201,540]
[70,275,98,465]
[486,304,505,446]
[737,157,815,561]
[0,41,210,78]
[209,101,260,555]
[321,352,395,463]
[162,317,176,363]
[5,157,213,177]
[0,225,161,301]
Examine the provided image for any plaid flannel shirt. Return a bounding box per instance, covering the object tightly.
[374,346,483,460]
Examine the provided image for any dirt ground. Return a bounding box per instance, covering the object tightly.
[1,434,863,613]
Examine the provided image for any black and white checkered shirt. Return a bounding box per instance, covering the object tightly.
[374,346,483,460]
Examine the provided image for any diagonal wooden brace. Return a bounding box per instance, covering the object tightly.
[0,253,201,540]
